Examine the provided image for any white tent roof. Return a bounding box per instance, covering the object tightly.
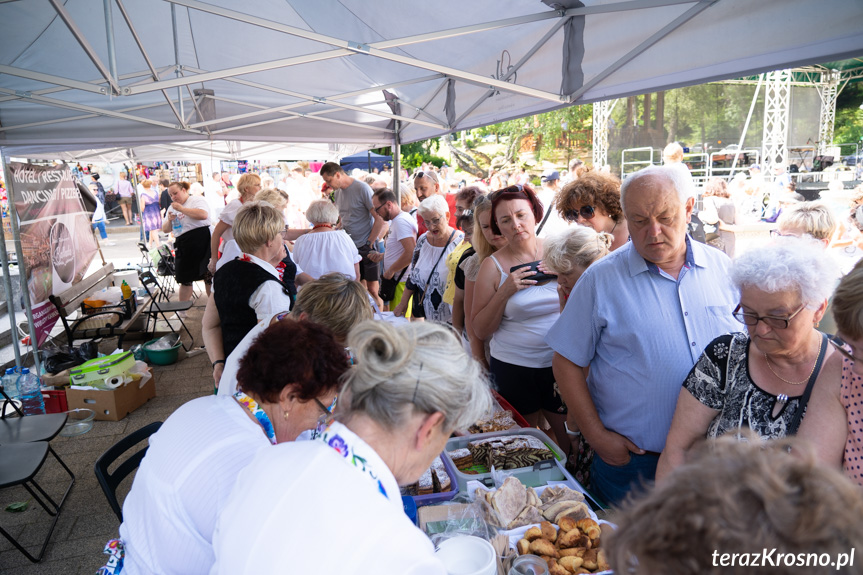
[6,140,368,163]
[1,0,862,156]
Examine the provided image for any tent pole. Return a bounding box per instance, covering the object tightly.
[103,0,118,84]
[3,158,41,373]
[172,4,184,122]
[393,121,401,204]
[0,155,23,367]
[367,151,371,173]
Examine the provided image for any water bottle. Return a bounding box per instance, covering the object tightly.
[17,368,45,415]
[2,368,19,400]
[171,213,183,235]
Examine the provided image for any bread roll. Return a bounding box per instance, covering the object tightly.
[529,538,559,558]
[557,516,578,533]
[524,526,543,542]
[517,538,531,555]
[540,520,557,542]
[576,518,601,540]
[581,549,598,571]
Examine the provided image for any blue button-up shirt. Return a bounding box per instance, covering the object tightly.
[545,238,739,453]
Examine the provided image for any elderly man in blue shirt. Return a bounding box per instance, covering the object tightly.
[546,164,738,506]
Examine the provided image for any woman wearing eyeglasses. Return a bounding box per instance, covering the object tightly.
[656,238,840,482]
[106,321,349,575]
[210,320,493,575]
[555,168,629,251]
[392,195,464,323]
[798,258,863,487]
[472,184,567,449]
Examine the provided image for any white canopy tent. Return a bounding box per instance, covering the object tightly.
[5,140,368,163]
[1,0,862,157]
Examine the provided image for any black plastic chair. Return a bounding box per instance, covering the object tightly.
[137,242,155,271]
[0,386,69,445]
[0,442,75,562]
[94,421,163,523]
[138,270,194,351]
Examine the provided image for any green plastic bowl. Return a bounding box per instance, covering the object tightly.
[143,338,182,366]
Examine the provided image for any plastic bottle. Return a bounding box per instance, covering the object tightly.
[121,280,132,300]
[17,368,45,415]
[2,367,19,401]
[171,213,183,235]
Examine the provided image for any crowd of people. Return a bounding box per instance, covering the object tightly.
[91,154,863,574]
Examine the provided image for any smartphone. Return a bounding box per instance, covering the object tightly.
[510,260,557,282]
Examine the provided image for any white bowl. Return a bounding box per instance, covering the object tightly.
[436,535,496,575]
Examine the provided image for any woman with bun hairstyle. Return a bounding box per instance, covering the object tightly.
[162,181,211,302]
[103,321,349,575]
[541,226,614,312]
[210,320,494,575]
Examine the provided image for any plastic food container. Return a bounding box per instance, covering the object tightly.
[411,450,460,508]
[444,428,565,491]
[59,408,95,437]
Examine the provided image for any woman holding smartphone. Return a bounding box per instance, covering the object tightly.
[471,184,565,450]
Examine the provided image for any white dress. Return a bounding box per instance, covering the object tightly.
[209,422,445,575]
[119,396,270,575]
[291,229,361,280]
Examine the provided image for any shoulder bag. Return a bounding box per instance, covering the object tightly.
[378,265,408,303]
[411,231,455,319]
[786,332,828,436]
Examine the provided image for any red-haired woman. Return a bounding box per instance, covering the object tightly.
[471,184,565,449]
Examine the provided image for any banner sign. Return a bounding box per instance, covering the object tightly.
[9,162,98,346]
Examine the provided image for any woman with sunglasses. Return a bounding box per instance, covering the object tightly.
[555,168,629,251]
[472,184,567,449]
[798,258,863,487]
[656,238,840,482]
[105,320,349,575]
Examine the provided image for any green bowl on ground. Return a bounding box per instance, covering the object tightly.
[143,338,182,366]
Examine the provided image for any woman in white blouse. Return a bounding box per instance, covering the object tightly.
[210,320,493,575]
[292,200,361,280]
[392,195,464,323]
[105,320,350,575]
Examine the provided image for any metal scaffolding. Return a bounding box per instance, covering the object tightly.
[817,70,840,155]
[592,99,613,168]
[761,69,792,173]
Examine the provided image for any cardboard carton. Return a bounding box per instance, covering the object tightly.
[65,370,156,421]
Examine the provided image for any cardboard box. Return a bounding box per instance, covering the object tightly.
[65,370,156,421]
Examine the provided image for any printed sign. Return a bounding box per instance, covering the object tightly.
[8,162,98,346]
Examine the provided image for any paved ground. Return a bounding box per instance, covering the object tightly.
[0,230,212,574]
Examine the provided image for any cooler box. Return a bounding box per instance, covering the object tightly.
[69,351,135,387]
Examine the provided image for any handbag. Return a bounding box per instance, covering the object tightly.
[378,266,408,302]
[411,231,455,319]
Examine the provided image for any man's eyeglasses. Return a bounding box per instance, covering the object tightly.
[732,303,805,330]
[311,395,337,439]
[828,335,863,364]
[563,205,596,221]
[373,202,387,216]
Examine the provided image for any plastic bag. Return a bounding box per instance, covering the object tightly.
[130,344,147,361]
[41,340,99,374]
[426,500,495,547]
[147,333,180,351]
[126,360,152,389]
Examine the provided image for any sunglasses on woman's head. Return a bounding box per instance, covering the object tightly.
[563,205,595,221]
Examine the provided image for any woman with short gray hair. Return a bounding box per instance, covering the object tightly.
[210,320,493,574]
[292,199,361,280]
[657,237,841,481]
[393,195,464,322]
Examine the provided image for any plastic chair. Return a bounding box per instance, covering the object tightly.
[0,385,69,445]
[138,270,194,351]
[0,442,75,562]
[94,421,163,523]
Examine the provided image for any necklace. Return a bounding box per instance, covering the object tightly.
[763,336,823,386]
[313,223,333,230]
[513,242,539,265]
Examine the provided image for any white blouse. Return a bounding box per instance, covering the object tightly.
[292,229,361,280]
[210,422,445,575]
[119,396,270,575]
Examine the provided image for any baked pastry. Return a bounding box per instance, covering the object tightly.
[581,549,598,571]
[554,502,591,524]
[431,457,451,492]
[468,434,553,469]
[448,448,473,470]
[540,520,557,543]
[469,410,518,433]
[517,539,531,555]
[417,468,434,495]
[490,476,527,527]
[540,485,585,505]
[507,504,543,529]
[558,556,584,572]
[576,518,601,540]
[524,526,543,542]
[529,538,559,558]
